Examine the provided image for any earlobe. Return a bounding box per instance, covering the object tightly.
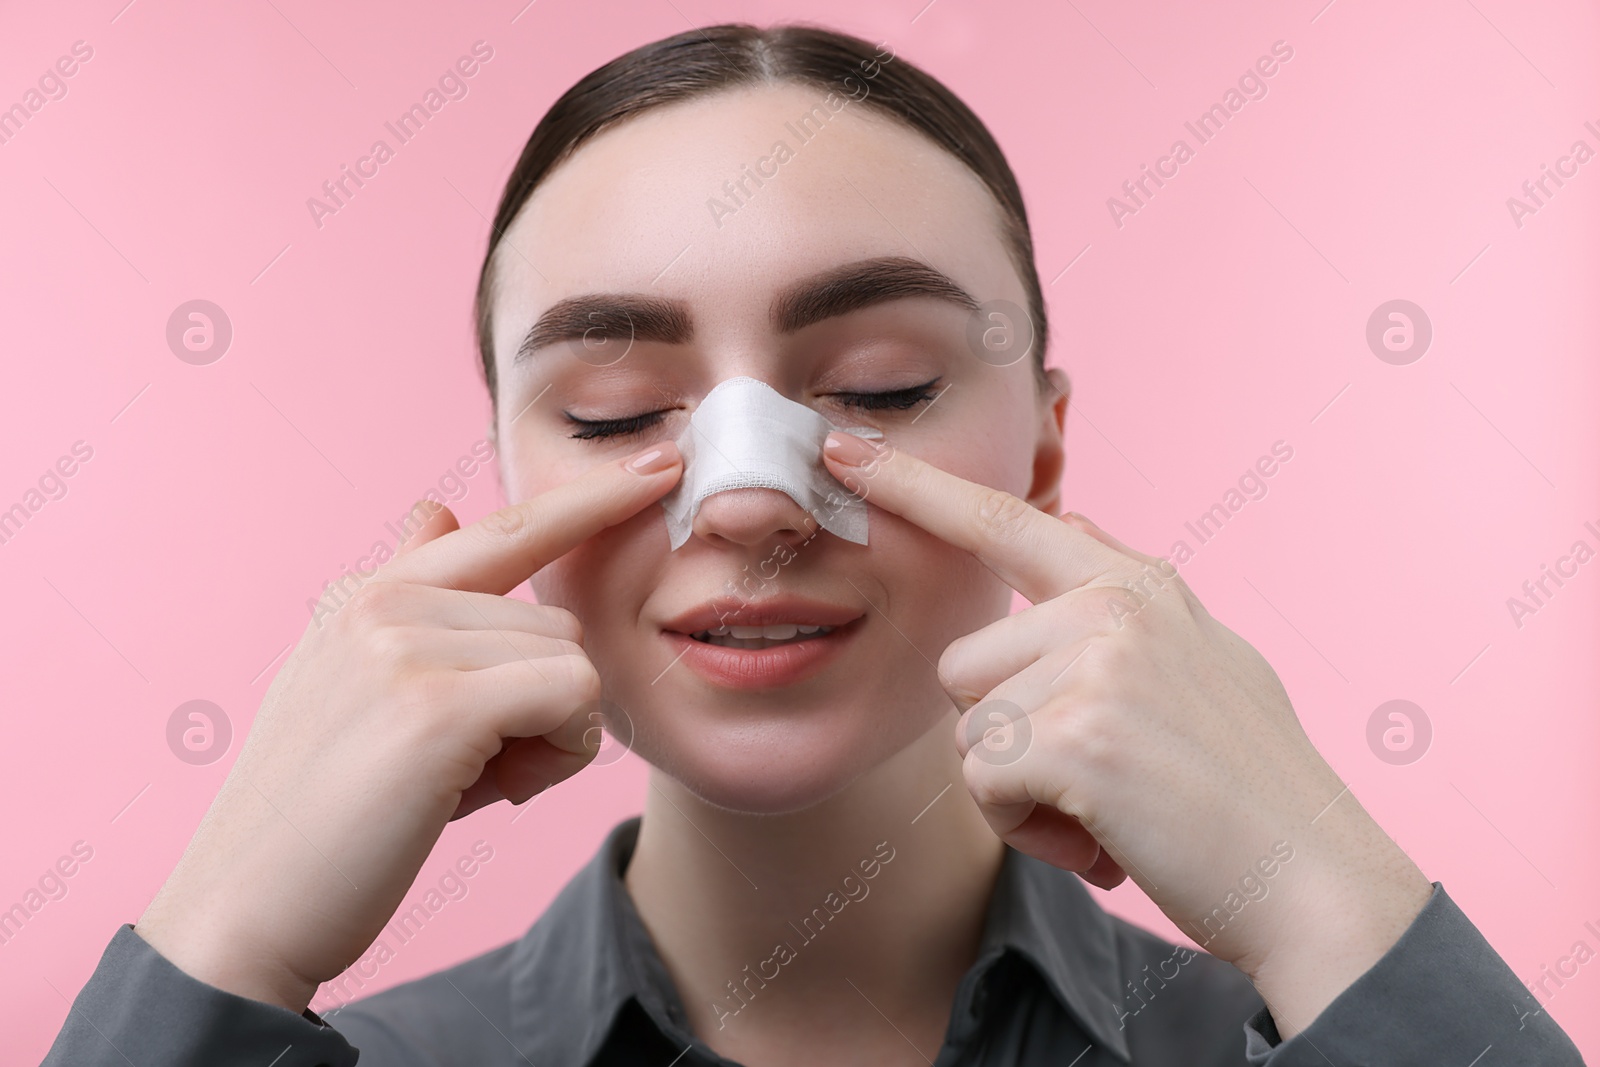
[1027,367,1070,514]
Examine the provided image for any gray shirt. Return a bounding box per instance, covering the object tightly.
[42,815,1584,1065]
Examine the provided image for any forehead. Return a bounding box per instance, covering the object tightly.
[489,82,1022,366]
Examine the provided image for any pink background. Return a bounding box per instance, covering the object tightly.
[3,0,1597,1058]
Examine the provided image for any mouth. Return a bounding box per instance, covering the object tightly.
[660,597,866,689]
[690,623,837,649]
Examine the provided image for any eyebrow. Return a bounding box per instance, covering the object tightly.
[512,256,977,366]
[770,255,978,333]
[513,296,691,366]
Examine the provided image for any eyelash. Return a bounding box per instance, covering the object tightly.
[565,411,668,440]
[835,378,942,411]
[563,378,942,441]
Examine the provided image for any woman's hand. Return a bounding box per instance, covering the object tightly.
[823,432,1433,1038]
[134,443,683,1015]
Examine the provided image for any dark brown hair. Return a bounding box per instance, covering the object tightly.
[473,22,1046,405]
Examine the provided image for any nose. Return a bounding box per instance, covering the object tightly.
[691,487,817,548]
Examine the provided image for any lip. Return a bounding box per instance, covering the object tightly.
[661,623,862,689]
[661,595,865,636]
[660,595,867,690]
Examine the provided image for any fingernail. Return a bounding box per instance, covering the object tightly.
[823,432,882,467]
[626,442,678,475]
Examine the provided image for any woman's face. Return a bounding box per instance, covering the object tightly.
[489,83,1065,813]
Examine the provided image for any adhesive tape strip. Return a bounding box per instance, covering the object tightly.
[661,376,883,550]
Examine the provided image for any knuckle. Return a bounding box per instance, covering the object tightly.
[481,501,535,539]
[1077,722,1120,777]
[505,632,580,662]
[1122,565,1169,601]
[973,488,1035,544]
[552,653,602,703]
[543,637,586,661]
[1041,641,1089,689]
[1083,632,1137,678]
[1038,703,1086,752]
[1169,575,1207,620]
[1098,587,1144,631]
[540,606,584,644]
[397,667,456,721]
[960,759,1008,808]
[1111,585,1171,632]
[1040,705,1117,776]
[365,624,420,677]
[346,579,406,628]
[936,636,981,695]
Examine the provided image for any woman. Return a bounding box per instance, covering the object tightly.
[43,22,1582,1066]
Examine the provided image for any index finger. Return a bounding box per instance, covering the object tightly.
[822,433,1128,602]
[384,441,683,595]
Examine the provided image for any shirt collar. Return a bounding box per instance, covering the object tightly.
[510,815,1132,1065]
[978,844,1133,1061]
[511,816,700,1067]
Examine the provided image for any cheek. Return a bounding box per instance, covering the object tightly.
[505,447,583,505]
[866,511,1015,653]
[900,394,1039,500]
[866,409,1039,632]
[528,509,665,620]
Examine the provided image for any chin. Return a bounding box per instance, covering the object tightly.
[628,704,929,815]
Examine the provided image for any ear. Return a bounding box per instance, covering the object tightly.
[1025,367,1070,516]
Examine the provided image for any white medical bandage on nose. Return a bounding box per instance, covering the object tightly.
[661,376,883,550]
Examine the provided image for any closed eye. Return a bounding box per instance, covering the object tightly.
[564,410,670,440]
[832,378,942,412]
[564,378,942,440]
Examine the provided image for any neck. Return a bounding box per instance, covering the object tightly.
[623,712,1007,1061]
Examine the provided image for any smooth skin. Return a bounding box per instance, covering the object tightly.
[132,80,1432,1065]
[820,430,1434,1038]
[134,446,686,1013]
